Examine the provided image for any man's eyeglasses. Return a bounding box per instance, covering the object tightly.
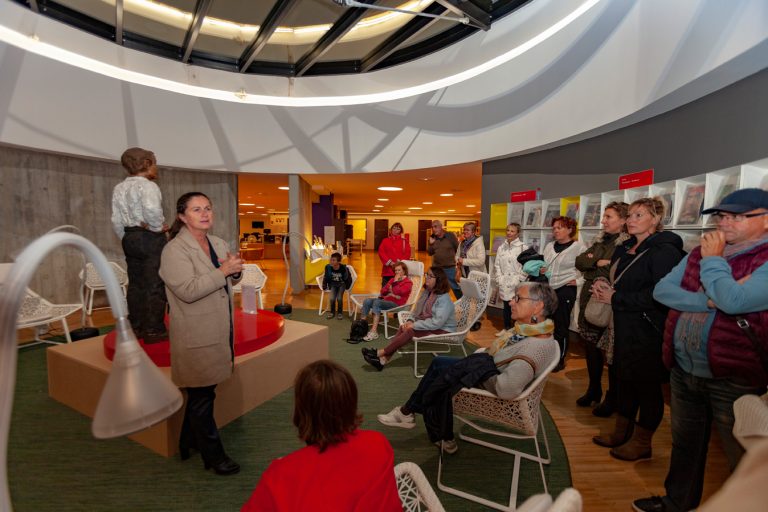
[711,212,768,223]
[512,295,536,303]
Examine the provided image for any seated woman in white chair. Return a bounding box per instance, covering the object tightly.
[360,261,413,341]
[362,267,456,371]
[377,282,559,453]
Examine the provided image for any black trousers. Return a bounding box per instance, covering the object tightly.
[616,377,665,431]
[553,286,577,362]
[179,385,227,465]
[502,299,513,330]
[122,229,167,335]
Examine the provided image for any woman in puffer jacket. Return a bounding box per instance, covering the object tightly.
[493,223,527,337]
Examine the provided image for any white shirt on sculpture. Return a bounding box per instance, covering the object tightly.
[111,176,165,239]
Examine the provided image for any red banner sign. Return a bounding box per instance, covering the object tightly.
[510,189,539,202]
[619,169,654,189]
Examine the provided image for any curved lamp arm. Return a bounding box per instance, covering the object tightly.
[279,231,318,306]
[0,233,183,512]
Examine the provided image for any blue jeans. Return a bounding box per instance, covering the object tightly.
[361,298,398,316]
[404,356,460,414]
[442,266,462,299]
[662,367,764,511]
[328,285,346,314]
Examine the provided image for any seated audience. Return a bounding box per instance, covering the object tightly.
[360,261,413,341]
[362,267,456,371]
[377,282,559,453]
[321,252,352,320]
[241,360,401,512]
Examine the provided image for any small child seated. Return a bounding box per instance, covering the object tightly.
[322,252,352,320]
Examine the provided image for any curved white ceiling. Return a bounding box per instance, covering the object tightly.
[0,0,767,173]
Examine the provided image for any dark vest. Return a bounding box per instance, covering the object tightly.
[662,242,768,386]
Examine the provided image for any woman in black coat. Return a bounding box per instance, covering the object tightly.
[591,197,684,462]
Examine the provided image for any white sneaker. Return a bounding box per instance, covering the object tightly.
[434,439,459,454]
[377,407,416,429]
[363,330,379,341]
[494,329,508,337]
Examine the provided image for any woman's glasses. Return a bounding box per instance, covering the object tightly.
[425,273,436,279]
[512,295,536,303]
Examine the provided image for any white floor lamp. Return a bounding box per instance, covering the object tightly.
[0,232,183,511]
[273,231,321,315]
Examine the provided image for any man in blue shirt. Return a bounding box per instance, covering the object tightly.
[633,189,768,512]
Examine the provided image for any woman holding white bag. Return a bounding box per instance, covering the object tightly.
[493,223,528,337]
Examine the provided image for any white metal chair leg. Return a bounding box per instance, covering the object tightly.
[61,319,73,343]
[256,290,263,310]
[318,289,327,315]
[87,288,95,315]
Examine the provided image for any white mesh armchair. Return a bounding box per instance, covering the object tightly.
[397,270,491,377]
[351,260,425,338]
[316,264,358,317]
[437,346,561,511]
[395,462,446,512]
[16,288,82,345]
[79,261,129,315]
[232,263,267,309]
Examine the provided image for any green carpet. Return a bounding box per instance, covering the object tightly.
[9,310,570,511]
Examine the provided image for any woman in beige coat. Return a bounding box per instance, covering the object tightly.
[160,192,243,476]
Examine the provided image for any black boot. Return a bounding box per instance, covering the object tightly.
[577,342,604,406]
[593,363,617,417]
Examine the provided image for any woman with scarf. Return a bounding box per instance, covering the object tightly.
[493,222,528,336]
[574,201,629,415]
[376,282,560,453]
[377,222,410,287]
[454,222,486,300]
[362,267,456,371]
[360,261,414,341]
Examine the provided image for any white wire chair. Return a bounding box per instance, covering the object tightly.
[17,289,82,345]
[351,260,425,338]
[231,263,268,309]
[733,393,768,451]
[395,462,445,512]
[78,261,128,315]
[436,346,560,511]
[397,270,491,377]
[316,264,358,317]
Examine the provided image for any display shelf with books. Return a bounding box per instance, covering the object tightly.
[579,193,602,229]
[704,167,740,226]
[508,202,525,226]
[542,200,561,228]
[674,175,707,227]
[602,190,624,208]
[672,230,703,253]
[740,158,768,189]
[524,201,543,229]
[624,186,650,204]
[489,203,508,230]
[522,230,542,253]
[650,180,676,226]
[561,196,580,221]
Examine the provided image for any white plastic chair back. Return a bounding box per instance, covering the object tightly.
[232,264,267,309]
[395,462,446,512]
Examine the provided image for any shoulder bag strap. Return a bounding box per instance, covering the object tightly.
[611,249,650,287]
[737,317,768,372]
[495,354,537,373]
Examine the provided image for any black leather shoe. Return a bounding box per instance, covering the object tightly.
[361,347,377,358]
[363,351,384,371]
[593,400,615,417]
[179,446,191,461]
[632,496,667,512]
[576,390,602,407]
[204,456,240,476]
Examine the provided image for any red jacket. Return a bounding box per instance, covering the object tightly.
[379,277,413,307]
[378,234,411,277]
[241,430,402,512]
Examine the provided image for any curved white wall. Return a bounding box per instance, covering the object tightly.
[0,0,766,173]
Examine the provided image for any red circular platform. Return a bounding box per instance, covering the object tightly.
[103,310,286,367]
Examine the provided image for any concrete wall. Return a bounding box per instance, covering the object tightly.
[0,144,237,305]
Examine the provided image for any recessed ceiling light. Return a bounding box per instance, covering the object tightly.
[278,186,289,190]
[256,206,265,209]
[477,211,482,214]
[447,209,456,212]
[239,202,255,206]
[238,213,244,216]
[419,177,434,181]
[377,198,389,201]
[438,211,446,214]
[422,201,433,205]
[372,209,380,212]
[246,211,255,214]
[408,207,422,210]
[378,186,403,191]
[374,205,384,208]
[466,204,476,208]
[440,193,453,197]
[262,213,268,216]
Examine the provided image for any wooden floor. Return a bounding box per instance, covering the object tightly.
[18,250,731,511]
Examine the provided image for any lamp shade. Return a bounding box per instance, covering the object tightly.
[92,319,183,439]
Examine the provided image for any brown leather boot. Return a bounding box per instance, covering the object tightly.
[592,415,633,448]
[610,425,653,461]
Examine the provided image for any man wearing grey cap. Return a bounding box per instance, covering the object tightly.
[633,188,768,512]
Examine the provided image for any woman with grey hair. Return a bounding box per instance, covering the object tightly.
[377,281,559,454]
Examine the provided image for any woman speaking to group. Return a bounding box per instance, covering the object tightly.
[160,191,244,476]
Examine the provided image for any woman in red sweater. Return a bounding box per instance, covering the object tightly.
[378,222,411,287]
[360,261,413,341]
[241,360,401,512]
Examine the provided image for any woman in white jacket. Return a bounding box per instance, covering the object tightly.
[542,216,585,371]
[453,222,486,299]
[493,223,527,336]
